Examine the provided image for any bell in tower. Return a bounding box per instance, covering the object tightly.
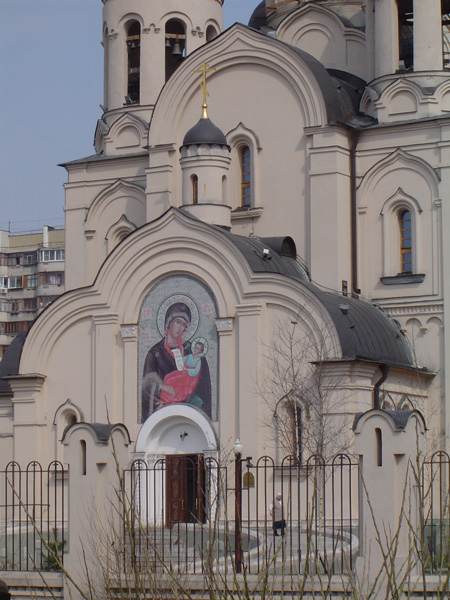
[101,0,224,117]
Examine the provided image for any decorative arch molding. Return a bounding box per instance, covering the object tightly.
[361,78,440,120]
[118,12,145,30]
[135,404,218,455]
[105,214,138,253]
[53,398,84,427]
[358,149,440,200]
[226,122,262,151]
[277,4,365,74]
[434,78,450,111]
[148,24,330,146]
[104,112,149,153]
[204,18,221,38]
[405,316,425,332]
[278,3,354,40]
[53,399,85,461]
[85,179,146,234]
[160,11,193,32]
[376,79,428,113]
[380,187,423,216]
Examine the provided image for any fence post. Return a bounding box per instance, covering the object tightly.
[353,409,426,591]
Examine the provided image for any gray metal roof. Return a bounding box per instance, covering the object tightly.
[182,116,229,148]
[0,331,27,395]
[248,1,362,32]
[220,229,415,369]
[221,231,310,282]
[302,284,414,368]
[352,409,426,432]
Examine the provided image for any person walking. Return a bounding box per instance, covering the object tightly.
[269,493,285,536]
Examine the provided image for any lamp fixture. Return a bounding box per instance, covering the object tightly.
[233,438,243,456]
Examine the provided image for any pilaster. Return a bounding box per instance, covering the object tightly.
[93,314,119,423]
[374,0,399,78]
[216,317,234,453]
[120,324,138,427]
[413,0,443,72]
[8,374,46,464]
[235,304,262,458]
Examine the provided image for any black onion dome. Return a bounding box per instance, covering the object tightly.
[248,1,267,30]
[182,117,228,147]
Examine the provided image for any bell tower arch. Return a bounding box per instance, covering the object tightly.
[101,0,224,115]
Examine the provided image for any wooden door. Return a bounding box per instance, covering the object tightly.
[166,454,187,525]
[166,454,206,525]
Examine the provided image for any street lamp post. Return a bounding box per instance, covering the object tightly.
[233,438,243,574]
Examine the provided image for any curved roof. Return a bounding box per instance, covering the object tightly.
[220,229,414,369]
[248,0,267,30]
[303,284,414,368]
[182,116,229,147]
[249,1,362,31]
[0,331,27,396]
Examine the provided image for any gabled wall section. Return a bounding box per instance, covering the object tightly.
[276,4,366,80]
[12,209,345,463]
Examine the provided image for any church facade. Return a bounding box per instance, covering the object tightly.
[1,0,450,594]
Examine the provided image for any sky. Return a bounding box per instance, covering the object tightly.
[0,0,257,233]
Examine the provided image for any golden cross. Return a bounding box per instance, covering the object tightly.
[194,62,216,118]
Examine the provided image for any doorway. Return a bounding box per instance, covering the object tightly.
[166,454,206,525]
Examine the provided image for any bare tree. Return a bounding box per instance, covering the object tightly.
[260,315,352,462]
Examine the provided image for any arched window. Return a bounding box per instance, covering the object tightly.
[399,209,412,273]
[80,440,87,476]
[206,25,218,42]
[165,19,186,82]
[126,21,141,104]
[192,175,198,204]
[240,146,251,207]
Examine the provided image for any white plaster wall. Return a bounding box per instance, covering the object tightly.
[276,4,366,80]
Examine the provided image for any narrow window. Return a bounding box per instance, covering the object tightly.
[192,175,198,204]
[397,0,413,70]
[126,21,141,104]
[222,175,227,204]
[443,5,450,69]
[375,428,383,467]
[165,19,186,82]
[399,210,412,273]
[240,146,251,207]
[80,440,87,475]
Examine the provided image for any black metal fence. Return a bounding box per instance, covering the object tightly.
[1,452,448,577]
[122,453,360,576]
[0,461,68,571]
[422,450,450,573]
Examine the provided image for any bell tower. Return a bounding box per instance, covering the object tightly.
[366,0,449,80]
[101,0,224,117]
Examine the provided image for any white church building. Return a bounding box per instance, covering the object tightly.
[0,1,449,597]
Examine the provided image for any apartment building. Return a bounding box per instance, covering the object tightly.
[0,226,65,360]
